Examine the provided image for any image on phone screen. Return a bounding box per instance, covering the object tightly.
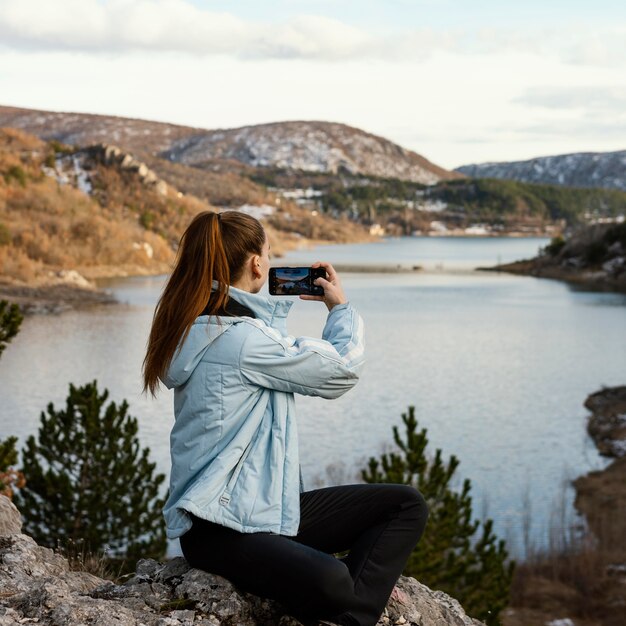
[269,267,325,296]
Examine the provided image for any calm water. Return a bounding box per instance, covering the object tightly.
[1,236,624,559]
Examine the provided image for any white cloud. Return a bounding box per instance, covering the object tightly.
[0,0,408,59]
[516,85,626,115]
[0,0,623,67]
[0,0,626,66]
[564,27,626,67]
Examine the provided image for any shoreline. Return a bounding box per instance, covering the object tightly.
[574,386,626,528]
[1,234,599,315]
[478,259,626,294]
[0,281,117,315]
[503,386,626,626]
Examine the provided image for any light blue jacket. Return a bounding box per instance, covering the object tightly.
[161,284,365,539]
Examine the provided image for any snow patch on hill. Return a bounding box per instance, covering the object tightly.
[456,150,626,191]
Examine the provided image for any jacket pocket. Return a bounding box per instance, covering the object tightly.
[219,438,254,506]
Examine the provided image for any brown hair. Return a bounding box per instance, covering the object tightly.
[142,210,266,396]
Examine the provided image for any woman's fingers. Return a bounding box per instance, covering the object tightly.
[312,261,337,283]
[299,294,324,301]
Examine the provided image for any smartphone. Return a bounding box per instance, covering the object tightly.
[269,267,326,296]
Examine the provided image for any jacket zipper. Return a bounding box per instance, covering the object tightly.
[219,438,254,505]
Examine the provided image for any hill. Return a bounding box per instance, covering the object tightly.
[257,170,625,235]
[456,150,626,192]
[424,178,626,226]
[0,127,372,310]
[0,105,462,184]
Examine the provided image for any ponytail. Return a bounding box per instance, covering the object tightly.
[142,210,265,396]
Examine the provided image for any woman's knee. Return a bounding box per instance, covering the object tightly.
[394,485,429,525]
[311,558,354,614]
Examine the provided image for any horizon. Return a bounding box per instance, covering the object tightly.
[0,0,625,169]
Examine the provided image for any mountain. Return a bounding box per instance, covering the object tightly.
[0,105,198,155]
[0,105,461,184]
[456,150,626,192]
[161,120,461,184]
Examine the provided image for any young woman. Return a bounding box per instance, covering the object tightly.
[143,210,428,626]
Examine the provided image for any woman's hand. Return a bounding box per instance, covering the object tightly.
[299,261,348,312]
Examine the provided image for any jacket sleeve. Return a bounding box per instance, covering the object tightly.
[239,302,365,399]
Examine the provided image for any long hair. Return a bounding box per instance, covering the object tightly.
[142,210,266,396]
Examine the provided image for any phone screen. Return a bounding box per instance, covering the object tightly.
[269,267,325,296]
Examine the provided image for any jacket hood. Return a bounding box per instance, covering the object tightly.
[161,282,293,389]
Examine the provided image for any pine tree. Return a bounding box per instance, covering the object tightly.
[362,406,514,625]
[0,301,25,498]
[14,380,167,569]
[0,299,23,357]
[0,436,25,499]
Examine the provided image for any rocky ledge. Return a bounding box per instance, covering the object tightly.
[0,497,483,626]
[479,222,626,293]
[572,385,626,616]
[0,271,116,315]
[574,385,626,541]
[583,385,626,458]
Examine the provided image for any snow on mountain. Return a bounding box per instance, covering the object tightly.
[163,121,459,184]
[456,150,626,191]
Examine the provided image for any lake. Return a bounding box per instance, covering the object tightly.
[1,236,624,559]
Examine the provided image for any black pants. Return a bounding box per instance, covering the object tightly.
[179,483,429,626]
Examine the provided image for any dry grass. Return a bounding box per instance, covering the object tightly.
[507,463,626,626]
[55,537,129,583]
[0,127,372,286]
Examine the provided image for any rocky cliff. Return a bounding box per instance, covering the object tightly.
[0,497,484,626]
[456,150,626,192]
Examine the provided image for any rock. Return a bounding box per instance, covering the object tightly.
[0,495,22,535]
[88,144,170,195]
[602,256,625,275]
[52,269,95,289]
[584,385,626,458]
[0,503,485,626]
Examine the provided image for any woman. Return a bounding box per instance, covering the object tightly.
[143,210,428,626]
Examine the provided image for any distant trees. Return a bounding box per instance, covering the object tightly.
[3,165,27,187]
[362,406,514,626]
[13,381,167,570]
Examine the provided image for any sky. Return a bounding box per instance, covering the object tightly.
[0,0,625,170]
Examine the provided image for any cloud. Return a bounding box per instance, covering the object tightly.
[0,0,506,63]
[0,0,416,60]
[515,85,626,116]
[0,0,624,69]
[514,119,626,141]
[564,28,626,68]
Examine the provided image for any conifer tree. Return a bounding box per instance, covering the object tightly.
[362,406,514,625]
[0,301,25,498]
[14,380,167,568]
[0,299,23,357]
[0,436,25,499]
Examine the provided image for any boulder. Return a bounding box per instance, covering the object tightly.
[585,385,626,458]
[0,501,484,625]
[0,495,22,535]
